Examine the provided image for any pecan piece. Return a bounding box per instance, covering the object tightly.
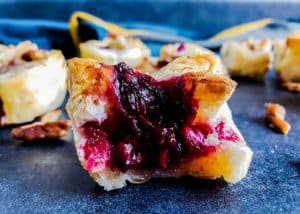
[265,103,291,135]
[12,120,71,142]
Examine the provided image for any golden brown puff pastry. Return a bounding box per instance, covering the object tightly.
[66,55,252,191]
[0,41,67,126]
[274,32,300,92]
[221,39,272,80]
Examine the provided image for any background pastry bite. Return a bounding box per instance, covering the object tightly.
[160,42,212,62]
[159,42,227,75]
[0,41,67,126]
[274,32,300,92]
[67,55,252,191]
[153,54,225,81]
[79,34,153,71]
[221,39,272,80]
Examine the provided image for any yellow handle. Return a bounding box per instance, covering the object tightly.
[69,11,153,46]
[69,11,273,46]
[211,18,273,40]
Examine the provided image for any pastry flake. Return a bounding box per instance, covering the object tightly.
[221,39,272,80]
[0,41,67,126]
[66,55,253,190]
[274,32,300,92]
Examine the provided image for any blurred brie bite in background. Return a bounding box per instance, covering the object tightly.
[0,41,67,126]
[274,32,300,92]
[221,39,272,80]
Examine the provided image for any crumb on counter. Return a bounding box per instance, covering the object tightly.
[265,103,290,135]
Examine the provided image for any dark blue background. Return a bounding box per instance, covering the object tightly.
[2,0,300,37]
[1,0,300,58]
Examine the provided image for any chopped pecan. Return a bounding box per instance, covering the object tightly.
[12,120,71,142]
[265,103,290,135]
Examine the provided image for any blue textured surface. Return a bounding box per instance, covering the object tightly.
[0,72,299,213]
[1,0,300,37]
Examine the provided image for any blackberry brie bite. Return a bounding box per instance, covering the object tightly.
[221,39,272,80]
[67,55,252,190]
[274,32,300,92]
[159,42,227,75]
[161,42,213,62]
[0,41,67,126]
[79,34,151,71]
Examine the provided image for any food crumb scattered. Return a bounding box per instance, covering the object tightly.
[265,103,290,135]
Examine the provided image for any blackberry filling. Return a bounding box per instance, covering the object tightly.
[114,63,191,170]
[177,42,185,52]
[80,62,238,172]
